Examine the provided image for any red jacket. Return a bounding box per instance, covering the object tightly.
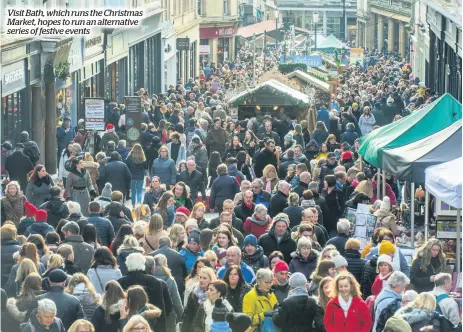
[371,273,391,296]
[244,216,271,239]
[324,296,372,332]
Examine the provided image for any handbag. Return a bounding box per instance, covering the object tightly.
[94,267,105,290]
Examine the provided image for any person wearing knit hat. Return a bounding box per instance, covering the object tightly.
[272,260,290,302]
[241,234,269,273]
[211,298,232,332]
[215,247,228,266]
[383,316,412,332]
[374,196,400,237]
[259,212,295,265]
[105,123,114,132]
[179,228,204,273]
[185,219,199,234]
[175,206,190,225]
[17,201,38,235]
[101,182,112,198]
[226,312,252,332]
[24,209,54,238]
[378,240,396,257]
[371,254,394,296]
[272,272,318,332]
[332,253,348,272]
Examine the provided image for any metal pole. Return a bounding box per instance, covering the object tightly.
[276,17,279,50]
[411,182,415,248]
[315,23,317,51]
[342,0,347,41]
[457,209,461,273]
[252,33,256,86]
[382,169,387,200]
[376,169,381,199]
[424,190,429,242]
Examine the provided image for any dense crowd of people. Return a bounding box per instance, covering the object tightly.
[0,47,460,332]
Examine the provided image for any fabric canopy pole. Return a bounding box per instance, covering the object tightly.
[411,182,415,249]
[457,209,461,273]
[424,190,429,242]
[377,169,381,199]
[382,169,386,200]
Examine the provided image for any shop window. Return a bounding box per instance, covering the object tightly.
[223,0,229,15]
[2,91,25,144]
[56,87,73,124]
[198,0,202,15]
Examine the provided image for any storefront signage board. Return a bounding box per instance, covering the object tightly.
[200,26,237,39]
[84,98,105,131]
[125,96,142,143]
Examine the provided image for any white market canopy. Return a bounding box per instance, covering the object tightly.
[317,34,350,49]
[425,158,462,208]
[286,70,331,93]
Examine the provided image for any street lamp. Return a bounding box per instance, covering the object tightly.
[275,10,279,50]
[313,11,319,52]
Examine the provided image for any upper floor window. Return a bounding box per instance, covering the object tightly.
[198,0,202,15]
[223,0,228,15]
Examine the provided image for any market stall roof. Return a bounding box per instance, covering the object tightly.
[237,20,310,39]
[227,79,310,106]
[425,158,462,208]
[359,93,462,168]
[317,34,349,49]
[286,70,331,93]
[382,120,462,183]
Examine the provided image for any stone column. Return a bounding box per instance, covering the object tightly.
[398,22,406,57]
[388,18,395,52]
[323,11,327,36]
[301,12,306,29]
[211,38,218,65]
[366,20,375,50]
[44,69,57,172]
[377,16,384,51]
[31,85,45,165]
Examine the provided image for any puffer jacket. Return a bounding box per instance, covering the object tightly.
[394,306,441,332]
[71,282,100,320]
[150,156,177,187]
[344,249,366,284]
[373,209,400,237]
[244,213,271,239]
[289,250,319,279]
[360,254,378,299]
[106,202,131,234]
[242,286,278,330]
[340,125,359,146]
[39,197,70,228]
[24,221,55,238]
[242,245,269,273]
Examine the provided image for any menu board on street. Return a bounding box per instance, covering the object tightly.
[84,98,105,131]
[124,96,142,143]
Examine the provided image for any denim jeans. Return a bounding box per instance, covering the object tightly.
[131,180,144,206]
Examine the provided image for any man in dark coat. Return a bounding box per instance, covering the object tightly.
[308,182,329,226]
[252,179,272,210]
[209,164,240,212]
[326,218,350,255]
[268,181,290,218]
[20,131,41,165]
[278,149,296,179]
[258,213,296,264]
[177,159,206,202]
[104,152,132,198]
[292,172,310,199]
[5,144,34,190]
[371,102,386,127]
[117,253,173,332]
[320,175,345,237]
[151,236,188,299]
[87,201,115,247]
[59,221,95,273]
[318,152,338,191]
[56,116,76,167]
[206,118,226,157]
[39,186,69,228]
[209,199,245,235]
[259,120,281,146]
[26,269,84,330]
[254,139,279,178]
[344,238,366,283]
[234,190,255,222]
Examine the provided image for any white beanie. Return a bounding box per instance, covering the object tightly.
[67,201,81,215]
[333,255,348,269]
[380,196,391,211]
[377,254,394,270]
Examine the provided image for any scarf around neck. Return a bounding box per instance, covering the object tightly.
[288,286,308,299]
[194,284,207,305]
[338,295,352,318]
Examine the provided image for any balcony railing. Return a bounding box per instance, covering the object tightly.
[370,0,411,15]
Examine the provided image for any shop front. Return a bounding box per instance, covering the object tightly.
[105,31,129,105]
[163,35,177,91]
[199,25,238,65]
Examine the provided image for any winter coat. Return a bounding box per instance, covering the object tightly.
[143,188,166,212]
[365,246,410,276]
[289,250,319,279]
[226,283,251,313]
[59,235,95,273]
[326,233,349,255]
[358,113,376,135]
[1,239,20,287]
[242,246,269,273]
[140,230,168,253]
[167,142,186,166]
[272,282,290,303]
[371,181,397,206]
[116,246,145,276]
[91,299,124,332]
[24,221,55,238]
[209,174,240,210]
[153,271,184,332]
[235,202,255,224]
[318,162,337,190]
[87,213,115,247]
[206,127,227,154]
[116,146,130,161]
[99,131,119,151]
[273,294,318,332]
[104,160,132,197]
[258,222,297,264]
[151,156,177,187]
[56,123,76,152]
[311,129,329,147]
[177,169,206,201]
[432,287,461,326]
[278,157,296,179]
[87,265,122,294]
[324,296,372,332]
[253,191,271,210]
[1,194,27,226]
[5,151,34,190]
[242,286,278,330]
[117,270,173,332]
[65,169,94,216]
[372,272,392,296]
[374,209,400,237]
[22,309,66,332]
[71,282,99,319]
[394,306,441,332]
[372,288,402,331]
[244,214,271,239]
[371,108,386,127]
[58,150,71,181]
[344,249,366,283]
[225,145,246,159]
[82,160,100,194]
[283,205,304,229]
[39,197,69,229]
[340,128,359,146]
[26,176,54,208]
[320,187,345,234]
[179,247,205,274]
[361,255,378,299]
[410,255,445,293]
[218,261,256,284]
[268,191,289,218]
[254,148,278,179]
[106,203,131,235]
[25,286,84,330]
[186,144,208,170]
[125,156,147,181]
[181,289,209,332]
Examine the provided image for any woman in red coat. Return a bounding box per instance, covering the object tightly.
[371,254,394,296]
[324,273,372,332]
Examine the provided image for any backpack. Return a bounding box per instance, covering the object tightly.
[365,295,377,321]
[64,158,73,172]
[435,293,449,314]
[23,143,40,164]
[375,298,401,331]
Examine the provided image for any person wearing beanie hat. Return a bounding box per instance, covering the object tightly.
[378,240,396,257]
[383,316,412,332]
[332,253,349,272]
[16,201,38,235]
[226,312,252,332]
[24,209,54,238]
[371,254,394,296]
[340,122,359,147]
[211,298,232,332]
[101,182,112,199]
[179,228,204,273]
[272,272,318,332]
[242,234,269,273]
[100,122,120,152]
[272,260,291,302]
[185,219,199,234]
[374,197,400,237]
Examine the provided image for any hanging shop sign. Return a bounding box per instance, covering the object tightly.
[200,26,237,39]
[176,38,190,51]
[279,55,323,67]
[68,37,84,73]
[84,98,105,131]
[84,32,105,60]
[2,60,26,96]
[125,96,142,143]
[199,45,211,55]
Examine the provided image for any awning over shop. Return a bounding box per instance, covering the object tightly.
[425,158,462,209]
[286,70,330,93]
[317,34,349,49]
[382,120,462,183]
[359,93,462,168]
[227,79,310,106]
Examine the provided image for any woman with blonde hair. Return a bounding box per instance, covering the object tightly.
[65,273,100,319]
[261,165,279,194]
[190,201,209,230]
[168,224,187,251]
[116,235,145,276]
[394,292,441,331]
[7,258,37,297]
[410,239,447,293]
[68,319,95,332]
[153,254,184,332]
[132,204,151,223]
[83,152,100,195]
[0,181,27,225]
[126,143,147,206]
[6,272,43,323]
[140,214,168,253]
[324,273,371,332]
[122,315,152,332]
[352,180,374,199]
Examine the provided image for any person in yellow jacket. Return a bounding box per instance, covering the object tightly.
[242,268,278,331]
